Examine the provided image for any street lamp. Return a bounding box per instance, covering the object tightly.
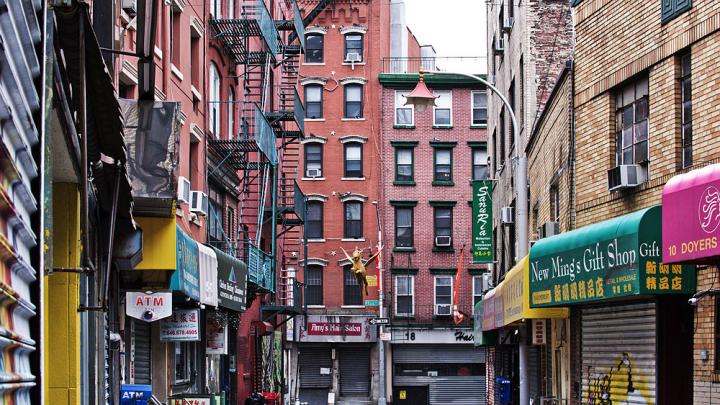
[404,70,531,405]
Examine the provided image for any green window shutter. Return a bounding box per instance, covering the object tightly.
[662,0,692,23]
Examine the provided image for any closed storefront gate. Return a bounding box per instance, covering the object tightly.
[130,319,152,385]
[393,345,486,405]
[299,346,333,405]
[581,302,656,405]
[339,347,371,397]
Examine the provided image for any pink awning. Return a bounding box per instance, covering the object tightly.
[662,164,720,264]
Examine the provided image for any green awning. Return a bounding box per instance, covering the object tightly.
[529,206,695,307]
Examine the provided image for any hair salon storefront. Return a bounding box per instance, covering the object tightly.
[529,206,696,405]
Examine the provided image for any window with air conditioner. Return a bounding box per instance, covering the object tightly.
[304,143,323,177]
[434,207,453,248]
[610,75,649,190]
[190,191,208,216]
[344,34,363,62]
[435,276,453,316]
[177,176,191,204]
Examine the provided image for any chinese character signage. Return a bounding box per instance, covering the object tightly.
[529,206,695,307]
[160,309,201,342]
[472,180,494,263]
[662,164,720,264]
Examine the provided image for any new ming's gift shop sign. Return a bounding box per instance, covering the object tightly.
[662,164,720,264]
[529,206,695,308]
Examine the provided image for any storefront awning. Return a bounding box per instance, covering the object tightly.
[211,246,248,312]
[662,163,720,264]
[529,206,695,308]
[501,256,568,325]
[481,287,503,331]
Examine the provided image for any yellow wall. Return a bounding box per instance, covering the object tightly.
[45,183,81,404]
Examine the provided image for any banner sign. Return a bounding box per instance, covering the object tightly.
[126,291,172,322]
[212,247,248,311]
[390,328,475,344]
[172,227,200,300]
[160,309,201,342]
[472,180,494,263]
[531,319,546,345]
[206,312,228,355]
[298,315,377,342]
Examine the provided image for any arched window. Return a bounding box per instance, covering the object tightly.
[228,87,235,139]
[209,63,221,137]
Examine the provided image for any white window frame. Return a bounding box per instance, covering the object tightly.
[209,62,221,138]
[433,90,453,126]
[434,275,453,316]
[471,91,488,126]
[210,0,221,18]
[394,90,414,126]
[472,276,484,314]
[228,87,234,140]
[394,275,415,317]
[227,0,234,19]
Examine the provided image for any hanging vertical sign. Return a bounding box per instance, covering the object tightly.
[472,180,494,263]
[531,319,546,345]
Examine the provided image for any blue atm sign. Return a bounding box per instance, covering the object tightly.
[121,384,152,404]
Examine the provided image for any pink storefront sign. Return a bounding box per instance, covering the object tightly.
[663,164,720,264]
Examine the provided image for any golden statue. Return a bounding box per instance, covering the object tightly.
[340,246,382,295]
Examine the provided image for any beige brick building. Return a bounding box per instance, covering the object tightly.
[573,0,720,403]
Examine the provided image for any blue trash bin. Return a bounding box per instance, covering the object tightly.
[495,378,511,405]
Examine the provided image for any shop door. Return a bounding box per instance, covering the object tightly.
[339,347,370,397]
[581,302,656,405]
[298,347,332,405]
[393,386,429,405]
[131,319,152,384]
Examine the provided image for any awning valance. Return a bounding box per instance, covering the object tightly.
[529,206,696,308]
[481,287,502,331]
[662,163,720,264]
[501,256,568,325]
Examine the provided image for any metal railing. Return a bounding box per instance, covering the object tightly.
[381,56,486,74]
[253,0,279,54]
[248,242,276,292]
[254,105,277,165]
[292,0,305,51]
[293,181,305,222]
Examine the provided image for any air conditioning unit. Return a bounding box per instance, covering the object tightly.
[538,222,560,239]
[345,52,362,63]
[177,176,191,204]
[190,191,208,216]
[435,236,452,247]
[122,0,137,16]
[306,168,322,178]
[436,304,451,316]
[502,17,514,32]
[482,272,493,291]
[607,164,646,192]
[494,37,505,54]
[501,207,514,224]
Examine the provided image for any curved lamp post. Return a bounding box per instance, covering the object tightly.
[404,70,530,405]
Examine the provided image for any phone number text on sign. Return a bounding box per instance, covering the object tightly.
[160,309,201,342]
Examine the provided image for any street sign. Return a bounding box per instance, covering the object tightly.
[369,318,390,325]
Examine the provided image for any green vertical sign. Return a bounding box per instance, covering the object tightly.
[472,180,494,263]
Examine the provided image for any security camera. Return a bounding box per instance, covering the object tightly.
[142,309,155,321]
[688,289,720,306]
[688,297,699,306]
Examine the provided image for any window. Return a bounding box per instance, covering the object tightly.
[227,207,235,242]
[519,55,525,130]
[472,91,488,125]
[344,201,363,239]
[191,33,200,88]
[434,90,452,126]
[305,85,323,119]
[434,206,453,247]
[472,147,488,180]
[395,91,414,126]
[209,63,221,137]
[550,183,560,223]
[305,34,324,63]
[170,7,181,66]
[343,265,363,306]
[434,276,453,316]
[306,201,323,239]
[210,0,221,18]
[680,52,692,168]
[344,84,363,118]
[344,143,363,178]
[499,107,506,166]
[615,76,649,166]
[306,265,323,306]
[395,275,414,316]
[174,342,193,384]
[662,0,692,23]
[434,148,453,182]
[227,0,235,18]
[304,143,323,177]
[208,192,223,242]
[344,34,363,62]
[716,296,720,372]
[395,207,414,248]
[509,79,516,147]
[228,88,235,139]
[395,148,413,182]
[473,276,485,311]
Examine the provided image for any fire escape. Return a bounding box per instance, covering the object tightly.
[209,0,307,393]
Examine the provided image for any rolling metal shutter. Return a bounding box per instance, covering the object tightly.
[339,347,370,396]
[528,345,539,400]
[299,347,332,388]
[132,320,152,385]
[581,302,656,405]
[393,345,486,405]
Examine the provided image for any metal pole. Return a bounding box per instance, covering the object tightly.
[422,71,527,404]
[373,202,386,405]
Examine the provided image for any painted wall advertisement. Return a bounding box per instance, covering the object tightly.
[298,315,377,342]
[160,309,201,342]
[662,164,720,263]
[472,180,493,263]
